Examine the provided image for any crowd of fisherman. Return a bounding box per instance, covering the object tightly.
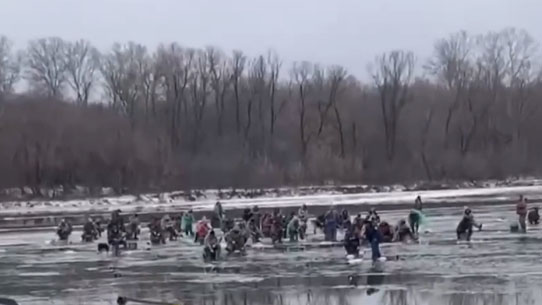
[54,193,541,262]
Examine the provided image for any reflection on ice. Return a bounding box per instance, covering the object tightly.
[172,287,541,305]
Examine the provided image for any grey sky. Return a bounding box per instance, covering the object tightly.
[1,0,540,77]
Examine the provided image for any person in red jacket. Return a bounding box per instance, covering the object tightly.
[516,195,527,233]
[195,216,211,244]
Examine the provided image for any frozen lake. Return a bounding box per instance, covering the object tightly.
[1,192,542,305]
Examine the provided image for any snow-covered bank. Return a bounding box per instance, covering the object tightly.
[0,183,540,219]
[4,176,542,202]
[0,183,540,231]
[3,177,541,203]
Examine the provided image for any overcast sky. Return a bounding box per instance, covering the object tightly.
[1,0,540,77]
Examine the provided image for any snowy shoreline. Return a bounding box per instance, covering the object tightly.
[0,181,541,231]
[1,180,541,217]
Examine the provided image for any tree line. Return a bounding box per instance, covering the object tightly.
[0,28,541,196]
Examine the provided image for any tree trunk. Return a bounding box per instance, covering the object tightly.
[333,105,345,158]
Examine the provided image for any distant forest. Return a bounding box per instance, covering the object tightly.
[0,28,540,196]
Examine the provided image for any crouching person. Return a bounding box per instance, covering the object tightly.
[528,207,540,225]
[225,225,248,255]
[203,230,221,261]
[248,218,262,243]
[344,224,361,257]
[287,215,300,242]
[456,207,482,241]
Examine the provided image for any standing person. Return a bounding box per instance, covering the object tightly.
[175,213,184,236]
[362,218,382,262]
[183,210,195,237]
[213,201,225,229]
[271,208,284,244]
[287,215,300,242]
[298,204,309,240]
[409,196,423,235]
[127,214,140,240]
[261,213,272,238]
[344,220,361,257]
[284,211,296,239]
[108,211,125,244]
[95,220,103,237]
[252,205,261,230]
[242,208,253,223]
[340,209,350,229]
[414,196,423,210]
[517,195,527,233]
[324,207,339,241]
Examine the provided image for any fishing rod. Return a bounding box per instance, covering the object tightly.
[117,296,183,305]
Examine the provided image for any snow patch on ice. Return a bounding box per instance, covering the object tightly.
[18,271,61,276]
[187,275,265,284]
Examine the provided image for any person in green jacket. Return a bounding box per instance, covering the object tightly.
[183,210,195,237]
[409,196,423,234]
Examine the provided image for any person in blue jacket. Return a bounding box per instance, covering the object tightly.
[362,218,381,262]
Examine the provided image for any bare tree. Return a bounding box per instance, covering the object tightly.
[4,29,542,193]
[500,28,539,142]
[267,50,281,135]
[420,107,435,180]
[207,47,232,136]
[25,37,68,98]
[426,31,473,145]
[100,42,149,121]
[141,56,159,119]
[313,65,328,136]
[190,50,210,152]
[155,44,194,146]
[0,36,21,97]
[231,50,246,134]
[254,55,268,137]
[328,66,347,158]
[371,50,415,161]
[474,30,508,151]
[245,55,267,143]
[64,40,100,105]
